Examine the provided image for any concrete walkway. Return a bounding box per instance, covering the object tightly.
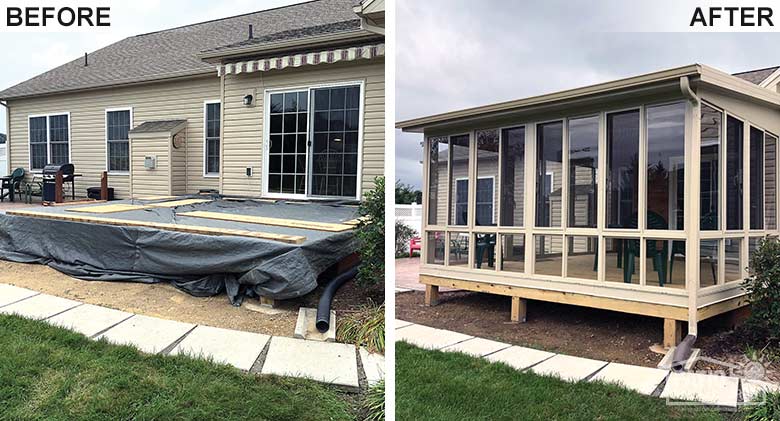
[0,283,383,392]
[397,319,779,408]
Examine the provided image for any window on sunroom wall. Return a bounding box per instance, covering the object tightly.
[500,126,525,227]
[475,129,499,226]
[536,121,563,227]
[700,104,721,231]
[606,110,640,229]
[427,136,448,226]
[568,116,599,228]
[646,102,685,231]
[726,116,744,230]
[449,135,470,226]
[750,126,764,230]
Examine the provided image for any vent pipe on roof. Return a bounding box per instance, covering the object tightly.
[248,24,253,39]
[84,52,88,67]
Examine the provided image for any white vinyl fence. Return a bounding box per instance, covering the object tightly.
[396,203,422,235]
[0,144,7,176]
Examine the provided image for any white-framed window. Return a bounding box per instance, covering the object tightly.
[263,81,363,199]
[204,100,221,177]
[105,108,132,173]
[455,176,495,226]
[28,113,70,171]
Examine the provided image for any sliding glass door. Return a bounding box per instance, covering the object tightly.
[265,83,362,199]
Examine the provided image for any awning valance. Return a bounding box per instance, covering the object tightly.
[217,43,384,76]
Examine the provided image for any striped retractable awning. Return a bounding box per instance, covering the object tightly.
[217,43,385,76]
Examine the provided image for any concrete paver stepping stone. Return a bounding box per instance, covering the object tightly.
[741,379,780,404]
[589,362,669,395]
[97,314,195,354]
[170,325,270,371]
[660,372,739,407]
[359,348,385,386]
[0,284,39,307]
[262,336,359,390]
[0,293,80,320]
[531,354,608,382]
[485,346,556,371]
[396,323,473,350]
[395,320,413,329]
[442,337,511,357]
[46,303,132,337]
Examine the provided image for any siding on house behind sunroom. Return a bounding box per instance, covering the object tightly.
[221,61,384,197]
[8,76,221,199]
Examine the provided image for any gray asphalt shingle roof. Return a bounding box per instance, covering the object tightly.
[128,120,187,134]
[0,0,360,100]
[732,66,779,85]
[205,19,363,53]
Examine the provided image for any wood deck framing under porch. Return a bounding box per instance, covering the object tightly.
[420,274,750,348]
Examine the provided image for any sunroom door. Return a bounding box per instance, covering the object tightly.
[266,90,309,198]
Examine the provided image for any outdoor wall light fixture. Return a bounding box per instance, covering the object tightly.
[243,94,253,106]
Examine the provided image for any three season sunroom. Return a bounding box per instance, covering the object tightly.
[400,65,780,346]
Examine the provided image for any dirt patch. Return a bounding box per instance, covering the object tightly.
[0,260,382,338]
[695,327,780,383]
[396,290,663,366]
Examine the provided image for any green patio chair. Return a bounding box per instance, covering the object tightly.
[0,168,25,202]
[668,212,718,283]
[622,211,669,285]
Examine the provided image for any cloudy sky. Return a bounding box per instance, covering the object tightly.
[395,0,780,188]
[0,0,303,135]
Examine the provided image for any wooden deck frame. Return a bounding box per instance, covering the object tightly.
[421,274,750,346]
[7,209,306,244]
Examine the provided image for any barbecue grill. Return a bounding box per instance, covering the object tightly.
[42,163,75,202]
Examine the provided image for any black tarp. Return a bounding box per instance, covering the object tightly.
[0,197,360,305]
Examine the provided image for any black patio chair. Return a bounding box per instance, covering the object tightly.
[0,168,25,202]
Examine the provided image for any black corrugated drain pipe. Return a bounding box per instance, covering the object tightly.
[672,334,697,372]
[316,264,360,333]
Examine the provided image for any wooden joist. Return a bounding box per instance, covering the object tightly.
[133,195,177,201]
[6,210,306,244]
[148,198,212,207]
[179,210,355,232]
[66,204,151,214]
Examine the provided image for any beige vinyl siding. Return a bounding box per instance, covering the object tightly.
[221,60,384,197]
[171,132,187,195]
[130,134,170,197]
[8,76,220,199]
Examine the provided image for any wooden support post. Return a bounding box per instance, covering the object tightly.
[259,296,276,308]
[424,284,439,306]
[100,171,108,201]
[510,297,527,323]
[54,170,64,203]
[663,318,683,348]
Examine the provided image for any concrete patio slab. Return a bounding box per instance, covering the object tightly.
[741,379,780,404]
[442,337,511,357]
[590,362,669,395]
[395,319,413,329]
[396,323,473,350]
[0,293,80,320]
[660,372,739,407]
[0,284,39,307]
[485,346,556,371]
[46,303,132,337]
[97,314,195,354]
[170,325,270,371]
[360,348,385,386]
[531,354,608,382]
[262,336,359,390]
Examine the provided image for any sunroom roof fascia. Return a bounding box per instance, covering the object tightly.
[698,64,780,108]
[396,64,703,133]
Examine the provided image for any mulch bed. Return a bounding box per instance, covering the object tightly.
[396,289,779,380]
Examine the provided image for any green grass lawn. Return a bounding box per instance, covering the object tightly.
[0,314,356,420]
[396,341,734,421]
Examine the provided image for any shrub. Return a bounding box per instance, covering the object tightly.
[356,177,385,287]
[395,220,416,257]
[360,379,385,421]
[744,237,780,341]
[336,300,385,353]
[744,391,780,421]
[395,180,421,204]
